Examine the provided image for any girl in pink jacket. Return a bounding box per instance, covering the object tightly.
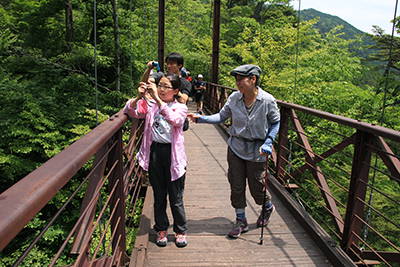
[123,73,188,248]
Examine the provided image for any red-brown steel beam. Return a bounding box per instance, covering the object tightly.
[290,109,344,234]
[341,130,374,254]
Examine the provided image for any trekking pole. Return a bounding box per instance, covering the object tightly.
[259,155,269,245]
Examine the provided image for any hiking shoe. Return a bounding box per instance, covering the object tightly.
[228,218,249,238]
[198,109,203,115]
[156,230,168,247]
[175,233,187,247]
[257,204,275,227]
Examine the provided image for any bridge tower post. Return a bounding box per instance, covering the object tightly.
[158,0,165,72]
[211,0,221,85]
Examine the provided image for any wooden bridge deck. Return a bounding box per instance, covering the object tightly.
[131,101,349,267]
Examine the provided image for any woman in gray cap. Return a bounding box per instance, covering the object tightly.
[187,64,280,238]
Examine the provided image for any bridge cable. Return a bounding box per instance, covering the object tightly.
[293,0,301,104]
[241,0,243,30]
[94,0,98,127]
[259,1,263,67]
[130,0,133,97]
[292,0,303,208]
[361,0,399,250]
[286,0,304,209]
[227,0,231,47]
[93,0,107,255]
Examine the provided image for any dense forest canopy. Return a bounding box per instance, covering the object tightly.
[1,0,400,264]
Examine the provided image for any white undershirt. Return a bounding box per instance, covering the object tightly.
[151,103,173,143]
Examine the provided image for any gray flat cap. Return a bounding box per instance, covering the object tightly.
[230,64,261,77]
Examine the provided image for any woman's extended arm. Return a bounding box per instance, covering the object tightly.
[187,113,229,124]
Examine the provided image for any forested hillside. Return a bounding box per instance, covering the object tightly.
[1,0,400,264]
[300,8,364,39]
[300,8,377,60]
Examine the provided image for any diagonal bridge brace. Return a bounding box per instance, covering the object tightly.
[288,109,345,234]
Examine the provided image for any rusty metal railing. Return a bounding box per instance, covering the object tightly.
[0,111,146,266]
[204,83,400,266]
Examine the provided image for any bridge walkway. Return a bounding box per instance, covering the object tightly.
[135,101,333,266]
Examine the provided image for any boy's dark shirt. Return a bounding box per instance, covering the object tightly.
[180,77,191,97]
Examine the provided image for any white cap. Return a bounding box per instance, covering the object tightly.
[198,74,203,78]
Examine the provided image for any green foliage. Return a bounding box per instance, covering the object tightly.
[366,26,400,131]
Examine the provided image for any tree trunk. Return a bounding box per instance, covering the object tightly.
[110,0,120,94]
[65,0,74,51]
[253,1,263,22]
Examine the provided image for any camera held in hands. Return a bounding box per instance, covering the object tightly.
[152,61,160,72]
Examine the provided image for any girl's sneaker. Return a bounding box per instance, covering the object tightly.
[175,233,187,247]
[156,230,168,247]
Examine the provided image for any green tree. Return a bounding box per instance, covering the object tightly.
[366,25,400,130]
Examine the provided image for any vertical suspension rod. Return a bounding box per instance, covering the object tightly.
[211,0,221,84]
[158,0,165,72]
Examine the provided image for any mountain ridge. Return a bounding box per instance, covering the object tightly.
[300,8,367,39]
[299,8,376,59]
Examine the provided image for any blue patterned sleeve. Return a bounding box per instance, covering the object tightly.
[197,113,229,124]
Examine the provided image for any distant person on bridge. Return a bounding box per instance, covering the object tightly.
[193,74,206,114]
[187,64,280,238]
[123,73,188,247]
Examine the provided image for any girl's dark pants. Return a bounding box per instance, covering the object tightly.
[148,142,187,234]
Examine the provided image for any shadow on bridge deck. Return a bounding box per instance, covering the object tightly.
[130,101,355,267]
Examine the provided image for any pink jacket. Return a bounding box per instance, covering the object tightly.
[123,99,188,181]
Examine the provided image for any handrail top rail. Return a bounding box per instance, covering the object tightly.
[207,83,400,143]
[278,100,400,143]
